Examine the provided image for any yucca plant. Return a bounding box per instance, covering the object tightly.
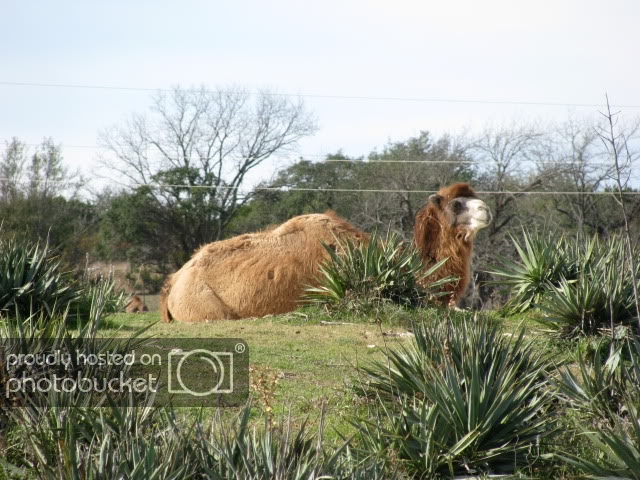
[8,396,391,480]
[200,405,325,479]
[557,340,629,423]
[541,235,638,337]
[8,395,195,480]
[0,291,191,478]
[305,231,455,314]
[487,229,575,313]
[541,277,612,336]
[194,401,395,479]
[562,408,640,479]
[68,270,127,322]
[1,286,156,477]
[0,236,79,317]
[491,231,640,336]
[557,338,640,478]
[1,293,151,418]
[353,318,557,477]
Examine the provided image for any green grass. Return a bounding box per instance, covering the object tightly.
[99,307,584,455]
[100,307,427,437]
[2,303,605,479]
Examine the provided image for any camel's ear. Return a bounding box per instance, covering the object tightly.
[429,194,443,207]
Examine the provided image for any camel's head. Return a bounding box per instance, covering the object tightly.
[427,183,492,242]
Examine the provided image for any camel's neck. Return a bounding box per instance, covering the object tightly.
[414,212,443,264]
[414,212,472,273]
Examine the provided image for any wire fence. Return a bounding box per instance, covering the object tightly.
[2,177,639,196]
[0,142,624,167]
[2,80,640,108]
[2,81,638,196]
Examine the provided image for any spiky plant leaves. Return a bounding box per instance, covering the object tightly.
[305,231,456,314]
[12,395,194,480]
[540,236,639,337]
[198,401,395,479]
[0,236,78,317]
[353,318,557,477]
[487,229,575,314]
[557,338,640,478]
[0,235,126,322]
[491,230,640,337]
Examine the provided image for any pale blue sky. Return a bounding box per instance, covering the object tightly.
[1,0,639,188]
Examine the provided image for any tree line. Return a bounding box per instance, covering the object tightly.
[2,86,638,304]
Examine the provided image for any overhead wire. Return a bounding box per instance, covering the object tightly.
[2,81,638,195]
[1,80,640,108]
[0,142,621,166]
[2,177,638,195]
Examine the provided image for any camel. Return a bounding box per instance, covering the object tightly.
[413,182,492,306]
[161,182,491,323]
[125,295,149,313]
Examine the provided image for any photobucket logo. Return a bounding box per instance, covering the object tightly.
[5,371,159,397]
[167,349,234,395]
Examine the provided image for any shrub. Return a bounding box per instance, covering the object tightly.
[125,264,165,294]
[541,235,639,337]
[0,236,78,317]
[70,269,127,321]
[0,288,148,420]
[0,283,152,475]
[490,231,640,337]
[353,317,557,477]
[487,229,575,314]
[305,231,455,314]
[557,337,640,478]
[7,396,195,480]
[0,235,125,321]
[199,404,392,479]
[5,396,391,479]
[0,294,386,478]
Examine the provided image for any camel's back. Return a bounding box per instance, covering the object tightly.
[193,212,362,260]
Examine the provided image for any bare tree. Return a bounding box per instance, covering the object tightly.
[0,138,27,202]
[360,132,473,236]
[28,138,81,199]
[99,86,317,255]
[595,96,640,333]
[470,124,550,236]
[1,138,82,201]
[534,119,617,235]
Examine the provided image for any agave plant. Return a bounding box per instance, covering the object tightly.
[541,235,638,337]
[305,231,455,313]
[8,395,195,480]
[193,398,396,479]
[0,236,79,317]
[0,235,126,322]
[353,317,557,477]
[557,338,640,478]
[487,229,575,313]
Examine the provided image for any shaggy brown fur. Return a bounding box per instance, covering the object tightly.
[160,212,367,322]
[161,183,488,322]
[414,183,482,305]
[125,295,149,313]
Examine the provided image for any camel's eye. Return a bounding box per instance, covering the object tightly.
[450,199,464,214]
